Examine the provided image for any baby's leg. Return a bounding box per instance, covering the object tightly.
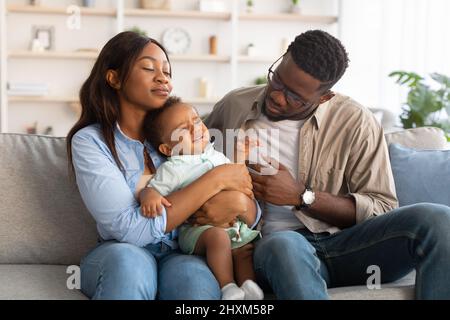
[194,227,245,300]
[194,227,233,287]
[233,243,264,300]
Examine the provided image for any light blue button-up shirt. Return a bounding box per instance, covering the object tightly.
[71,123,261,248]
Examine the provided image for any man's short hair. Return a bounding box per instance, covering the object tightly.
[287,30,349,91]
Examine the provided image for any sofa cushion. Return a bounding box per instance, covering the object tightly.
[389,143,450,207]
[385,127,448,150]
[0,265,87,300]
[0,134,98,265]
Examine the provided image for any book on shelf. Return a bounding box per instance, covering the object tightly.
[7,82,49,96]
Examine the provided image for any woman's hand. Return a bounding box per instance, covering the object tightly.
[209,164,254,198]
[190,191,249,227]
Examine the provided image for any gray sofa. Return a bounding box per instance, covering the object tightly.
[0,125,448,300]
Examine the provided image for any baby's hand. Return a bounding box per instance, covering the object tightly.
[235,136,259,163]
[140,187,172,218]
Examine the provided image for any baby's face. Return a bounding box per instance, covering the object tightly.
[159,103,210,156]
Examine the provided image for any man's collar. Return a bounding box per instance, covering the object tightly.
[248,86,267,120]
[311,100,330,130]
[251,85,329,129]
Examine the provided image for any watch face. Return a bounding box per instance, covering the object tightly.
[162,27,191,55]
[303,190,315,205]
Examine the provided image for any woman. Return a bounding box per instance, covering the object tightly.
[67,31,260,300]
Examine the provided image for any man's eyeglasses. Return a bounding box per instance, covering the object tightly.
[267,54,317,109]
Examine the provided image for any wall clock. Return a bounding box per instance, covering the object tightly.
[162,27,191,55]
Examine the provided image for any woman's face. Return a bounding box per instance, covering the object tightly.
[120,42,173,111]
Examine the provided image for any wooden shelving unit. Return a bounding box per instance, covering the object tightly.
[8,50,99,60]
[8,51,230,63]
[170,54,230,63]
[8,95,217,105]
[238,55,277,63]
[239,13,338,24]
[0,0,339,134]
[124,8,231,20]
[6,4,116,16]
[8,96,78,103]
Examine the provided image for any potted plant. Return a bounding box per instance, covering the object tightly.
[255,76,268,85]
[291,0,301,14]
[128,26,148,37]
[246,0,254,14]
[389,71,450,141]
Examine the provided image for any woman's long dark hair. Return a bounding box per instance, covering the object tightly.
[67,31,170,174]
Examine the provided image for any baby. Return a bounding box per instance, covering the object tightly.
[140,96,264,300]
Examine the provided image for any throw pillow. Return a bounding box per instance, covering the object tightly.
[389,143,450,207]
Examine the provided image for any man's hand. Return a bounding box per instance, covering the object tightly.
[249,158,305,206]
[234,136,259,164]
[140,187,172,218]
[190,191,248,227]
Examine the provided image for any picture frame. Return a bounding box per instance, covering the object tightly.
[32,26,54,51]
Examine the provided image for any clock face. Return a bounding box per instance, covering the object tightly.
[162,27,191,55]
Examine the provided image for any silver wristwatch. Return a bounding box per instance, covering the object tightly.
[296,186,315,210]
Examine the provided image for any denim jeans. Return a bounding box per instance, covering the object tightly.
[80,241,221,300]
[253,203,450,300]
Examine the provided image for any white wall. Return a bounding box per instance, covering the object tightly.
[336,0,450,124]
[3,0,338,136]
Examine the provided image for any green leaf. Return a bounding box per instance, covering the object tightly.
[431,73,450,88]
[389,71,423,88]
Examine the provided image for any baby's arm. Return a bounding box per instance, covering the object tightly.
[140,162,180,218]
[139,187,172,218]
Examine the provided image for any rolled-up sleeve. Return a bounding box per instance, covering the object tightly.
[346,119,399,223]
[250,200,262,229]
[72,132,167,247]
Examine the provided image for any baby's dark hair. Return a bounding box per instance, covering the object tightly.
[143,96,182,149]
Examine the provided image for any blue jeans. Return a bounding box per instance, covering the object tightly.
[253,203,450,300]
[80,241,221,300]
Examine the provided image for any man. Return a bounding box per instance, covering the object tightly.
[205,30,450,299]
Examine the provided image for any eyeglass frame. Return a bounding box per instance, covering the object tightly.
[267,54,331,109]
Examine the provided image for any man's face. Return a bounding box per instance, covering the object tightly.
[263,53,328,121]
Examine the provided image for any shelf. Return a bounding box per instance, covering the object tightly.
[170,54,230,63]
[187,98,219,105]
[8,51,230,62]
[124,9,231,20]
[7,4,116,16]
[8,96,78,103]
[8,50,99,60]
[239,13,338,24]
[8,96,217,105]
[238,55,277,63]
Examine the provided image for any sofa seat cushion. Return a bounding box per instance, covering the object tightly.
[328,271,415,300]
[0,265,87,300]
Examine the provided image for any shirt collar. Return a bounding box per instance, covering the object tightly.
[311,100,330,130]
[169,142,216,164]
[248,86,267,120]
[253,87,331,130]
[114,122,159,154]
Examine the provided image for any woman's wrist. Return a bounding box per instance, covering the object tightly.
[207,167,225,193]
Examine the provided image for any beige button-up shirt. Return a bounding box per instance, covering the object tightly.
[205,85,398,234]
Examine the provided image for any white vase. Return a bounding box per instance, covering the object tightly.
[291,4,301,14]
